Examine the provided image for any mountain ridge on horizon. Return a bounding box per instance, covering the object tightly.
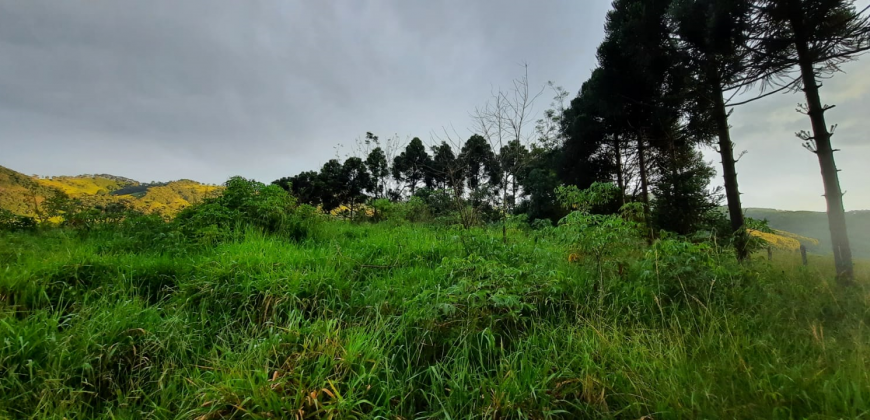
[2,164,868,258]
[0,164,220,218]
[14,167,869,213]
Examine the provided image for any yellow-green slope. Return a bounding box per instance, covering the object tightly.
[0,165,221,218]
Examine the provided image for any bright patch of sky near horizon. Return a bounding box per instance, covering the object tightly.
[0,0,867,211]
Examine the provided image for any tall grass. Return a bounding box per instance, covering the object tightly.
[1,223,868,419]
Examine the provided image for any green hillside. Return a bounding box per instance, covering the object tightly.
[36,175,135,197]
[746,208,870,259]
[0,166,57,216]
[0,165,220,218]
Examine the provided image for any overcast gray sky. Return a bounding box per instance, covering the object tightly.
[1,1,867,211]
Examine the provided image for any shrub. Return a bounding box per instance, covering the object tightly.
[174,176,314,243]
[556,184,644,293]
[0,209,36,231]
[634,238,740,305]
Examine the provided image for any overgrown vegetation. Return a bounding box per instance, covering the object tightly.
[1,178,868,419]
[1,0,868,417]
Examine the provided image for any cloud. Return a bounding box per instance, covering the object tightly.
[707,57,870,212]
[0,0,610,183]
[0,0,867,211]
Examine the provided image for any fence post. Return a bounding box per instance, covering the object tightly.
[800,245,808,266]
[767,246,773,261]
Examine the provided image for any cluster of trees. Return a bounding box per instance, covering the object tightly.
[274,0,868,284]
[273,133,506,221]
[565,0,868,283]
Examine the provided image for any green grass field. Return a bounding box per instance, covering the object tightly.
[1,221,869,419]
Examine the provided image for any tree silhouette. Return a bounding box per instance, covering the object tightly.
[751,0,869,283]
[365,147,389,199]
[273,170,320,206]
[428,142,460,191]
[499,139,529,210]
[342,157,374,219]
[392,137,432,195]
[670,0,755,259]
[459,134,499,197]
[318,159,344,214]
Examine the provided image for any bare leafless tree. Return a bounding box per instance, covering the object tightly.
[472,64,544,242]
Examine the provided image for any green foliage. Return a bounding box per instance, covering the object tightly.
[176,176,312,243]
[0,208,36,231]
[428,141,460,191]
[64,200,139,230]
[637,238,739,303]
[555,182,621,213]
[392,137,433,195]
[556,183,644,300]
[273,170,321,206]
[365,146,390,199]
[341,156,374,218]
[516,144,565,223]
[459,134,499,193]
[1,214,869,418]
[651,150,723,235]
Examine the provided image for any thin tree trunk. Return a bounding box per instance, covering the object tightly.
[637,134,652,242]
[790,11,854,284]
[614,134,625,206]
[502,178,508,243]
[711,74,748,261]
[637,136,650,207]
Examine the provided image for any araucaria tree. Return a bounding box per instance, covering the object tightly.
[670,0,755,259]
[392,137,433,196]
[341,157,374,219]
[751,0,869,283]
[458,134,500,205]
[317,159,345,214]
[592,0,720,241]
[365,147,389,199]
[428,142,462,192]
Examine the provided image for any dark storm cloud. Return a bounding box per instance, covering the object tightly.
[0,0,609,183]
[0,0,867,210]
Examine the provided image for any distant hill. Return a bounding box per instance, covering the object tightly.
[0,165,221,218]
[130,180,220,215]
[35,175,136,197]
[0,166,57,216]
[745,208,870,259]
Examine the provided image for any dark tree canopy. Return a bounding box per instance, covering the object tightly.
[317,159,344,214]
[365,147,389,199]
[429,142,460,191]
[341,157,374,218]
[459,134,499,191]
[273,170,321,207]
[392,137,432,195]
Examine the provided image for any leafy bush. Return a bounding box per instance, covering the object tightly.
[634,238,739,304]
[0,209,36,231]
[556,184,644,293]
[175,176,314,243]
[63,200,139,231]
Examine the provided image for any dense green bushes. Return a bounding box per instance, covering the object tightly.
[175,176,317,243]
[0,208,36,231]
[1,181,868,418]
[1,216,868,418]
[0,177,321,255]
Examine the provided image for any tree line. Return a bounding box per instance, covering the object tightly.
[274,0,868,284]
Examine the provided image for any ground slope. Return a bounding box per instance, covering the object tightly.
[746,207,870,258]
[0,165,220,218]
